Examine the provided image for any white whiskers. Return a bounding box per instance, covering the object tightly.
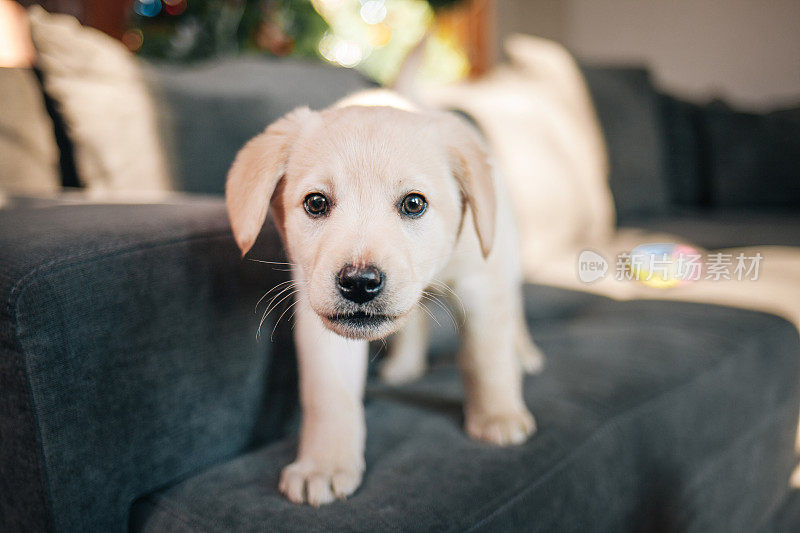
[421,290,460,331]
[254,279,295,313]
[248,258,296,272]
[254,275,306,340]
[416,300,441,328]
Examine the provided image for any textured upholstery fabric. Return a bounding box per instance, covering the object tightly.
[132,289,800,532]
[701,103,800,208]
[762,490,800,532]
[145,58,374,195]
[581,66,669,220]
[659,95,800,210]
[586,68,800,215]
[658,93,707,207]
[623,208,800,249]
[0,198,297,532]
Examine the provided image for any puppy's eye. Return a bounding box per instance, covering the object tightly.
[400,193,427,218]
[303,193,329,217]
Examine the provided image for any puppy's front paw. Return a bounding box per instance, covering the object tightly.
[466,408,536,446]
[279,458,364,506]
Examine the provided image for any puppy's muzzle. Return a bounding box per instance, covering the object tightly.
[337,264,384,304]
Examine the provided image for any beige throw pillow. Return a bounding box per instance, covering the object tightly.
[27,6,171,192]
[0,67,61,196]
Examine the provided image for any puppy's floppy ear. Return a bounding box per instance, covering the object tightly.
[439,112,496,258]
[226,107,316,256]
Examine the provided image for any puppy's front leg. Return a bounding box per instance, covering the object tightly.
[457,283,535,446]
[279,295,367,506]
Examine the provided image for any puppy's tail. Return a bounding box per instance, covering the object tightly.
[389,32,430,100]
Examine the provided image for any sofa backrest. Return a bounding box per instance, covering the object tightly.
[582,65,800,220]
[672,99,800,208]
[145,57,375,195]
[581,66,671,221]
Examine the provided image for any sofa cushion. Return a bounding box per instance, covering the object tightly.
[701,102,800,208]
[658,93,706,207]
[585,67,800,214]
[655,93,800,211]
[581,66,670,220]
[762,490,800,532]
[0,197,296,532]
[146,58,374,195]
[131,289,800,532]
[623,208,800,249]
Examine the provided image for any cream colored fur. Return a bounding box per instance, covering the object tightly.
[422,34,615,274]
[226,93,542,506]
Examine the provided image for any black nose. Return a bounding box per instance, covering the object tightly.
[337,264,384,304]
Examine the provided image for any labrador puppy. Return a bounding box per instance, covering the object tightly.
[226,92,543,506]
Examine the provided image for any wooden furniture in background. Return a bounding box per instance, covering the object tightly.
[435,0,495,77]
[18,0,131,39]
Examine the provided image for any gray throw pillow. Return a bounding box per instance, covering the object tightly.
[702,101,800,208]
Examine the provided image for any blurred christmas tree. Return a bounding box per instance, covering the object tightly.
[127,0,470,84]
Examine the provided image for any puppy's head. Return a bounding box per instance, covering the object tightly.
[226,105,495,340]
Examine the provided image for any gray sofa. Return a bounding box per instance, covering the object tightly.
[1,58,799,532]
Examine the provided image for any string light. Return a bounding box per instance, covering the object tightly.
[134,0,161,18]
[360,0,386,24]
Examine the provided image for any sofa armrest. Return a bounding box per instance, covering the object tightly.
[0,196,296,532]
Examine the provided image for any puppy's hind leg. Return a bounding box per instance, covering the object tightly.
[458,285,535,446]
[515,306,545,374]
[380,306,429,385]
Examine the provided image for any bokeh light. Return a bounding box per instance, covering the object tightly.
[134,0,162,18]
[121,28,144,52]
[319,32,363,67]
[128,0,470,84]
[360,0,387,24]
[367,22,392,47]
[313,0,444,84]
[164,0,187,16]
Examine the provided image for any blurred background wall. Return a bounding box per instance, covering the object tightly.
[497,0,800,110]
